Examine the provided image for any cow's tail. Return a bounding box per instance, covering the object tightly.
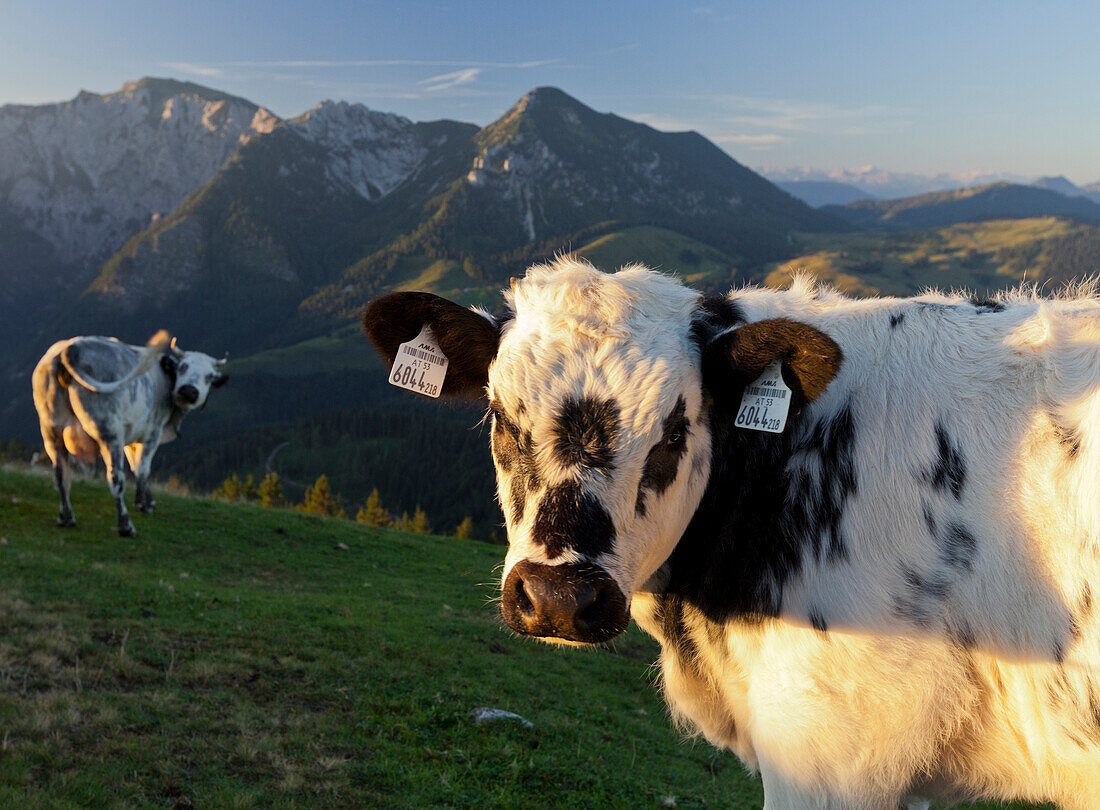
[60,330,171,393]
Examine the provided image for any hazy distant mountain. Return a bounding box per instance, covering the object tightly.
[0,77,278,267]
[761,166,1033,201]
[1031,175,1085,196]
[823,182,1100,230]
[777,180,875,207]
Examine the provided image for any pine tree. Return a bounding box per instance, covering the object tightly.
[409,505,431,535]
[258,472,284,508]
[355,488,391,527]
[454,517,474,540]
[240,474,258,502]
[213,474,243,501]
[397,511,411,531]
[297,474,345,518]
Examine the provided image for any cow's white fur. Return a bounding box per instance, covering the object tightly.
[486,258,1100,809]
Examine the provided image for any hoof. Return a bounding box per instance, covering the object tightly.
[57,517,76,528]
[138,503,155,515]
[118,524,137,538]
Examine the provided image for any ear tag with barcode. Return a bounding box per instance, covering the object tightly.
[389,326,449,398]
[735,360,791,433]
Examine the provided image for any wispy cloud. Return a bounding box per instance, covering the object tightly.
[213,59,556,69]
[419,68,481,93]
[629,113,696,132]
[159,57,559,101]
[714,133,790,146]
[162,62,223,78]
[717,95,908,135]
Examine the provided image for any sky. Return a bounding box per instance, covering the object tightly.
[3,0,1099,183]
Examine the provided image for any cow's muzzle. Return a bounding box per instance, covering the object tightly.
[175,385,199,406]
[501,560,629,643]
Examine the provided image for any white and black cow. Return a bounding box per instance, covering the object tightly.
[32,332,228,536]
[364,258,1100,810]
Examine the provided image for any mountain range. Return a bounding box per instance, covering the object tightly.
[765,166,1100,208]
[6,77,1100,530]
[0,77,840,443]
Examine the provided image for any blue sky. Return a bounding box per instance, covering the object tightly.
[3,0,1098,182]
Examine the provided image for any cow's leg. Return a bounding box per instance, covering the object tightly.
[100,442,135,537]
[42,428,75,528]
[129,441,159,514]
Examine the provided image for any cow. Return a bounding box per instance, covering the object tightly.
[363,257,1100,810]
[32,332,228,536]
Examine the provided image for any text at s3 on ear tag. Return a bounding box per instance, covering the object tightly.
[390,326,449,398]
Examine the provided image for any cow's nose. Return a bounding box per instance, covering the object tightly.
[177,385,199,404]
[502,560,628,643]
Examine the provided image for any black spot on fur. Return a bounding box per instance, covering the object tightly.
[551,397,620,472]
[1087,688,1100,741]
[940,522,977,573]
[1051,418,1082,457]
[655,594,695,663]
[951,620,976,648]
[689,296,745,353]
[970,296,1005,314]
[925,422,967,500]
[160,354,178,383]
[789,404,858,563]
[635,397,690,516]
[922,501,938,536]
[808,609,829,633]
[363,291,502,398]
[665,397,858,621]
[491,404,539,523]
[889,312,905,329]
[917,301,958,312]
[893,565,951,627]
[531,481,614,560]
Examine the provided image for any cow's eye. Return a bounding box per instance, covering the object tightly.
[667,430,684,448]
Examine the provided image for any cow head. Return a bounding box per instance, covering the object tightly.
[363,260,841,644]
[160,337,229,412]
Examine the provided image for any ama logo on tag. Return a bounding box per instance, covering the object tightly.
[390,326,449,398]
[736,360,791,433]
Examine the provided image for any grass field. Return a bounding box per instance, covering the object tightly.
[0,468,1047,809]
[764,217,1086,297]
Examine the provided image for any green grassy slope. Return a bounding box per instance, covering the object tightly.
[0,468,1048,809]
[764,218,1096,297]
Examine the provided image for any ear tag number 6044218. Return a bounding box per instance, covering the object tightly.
[390,326,449,398]
[736,360,790,433]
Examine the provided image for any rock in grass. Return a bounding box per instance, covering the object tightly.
[471,707,534,728]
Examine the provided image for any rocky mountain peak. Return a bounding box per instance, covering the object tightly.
[0,78,279,265]
[288,100,427,200]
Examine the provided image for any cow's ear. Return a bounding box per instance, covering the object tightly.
[702,318,842,408]
[160,354,178,379]
[363,291,501,398]
[212,374,229,388]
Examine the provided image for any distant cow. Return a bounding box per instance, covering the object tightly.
[364,258,1100,809]
[33,333,228,536]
